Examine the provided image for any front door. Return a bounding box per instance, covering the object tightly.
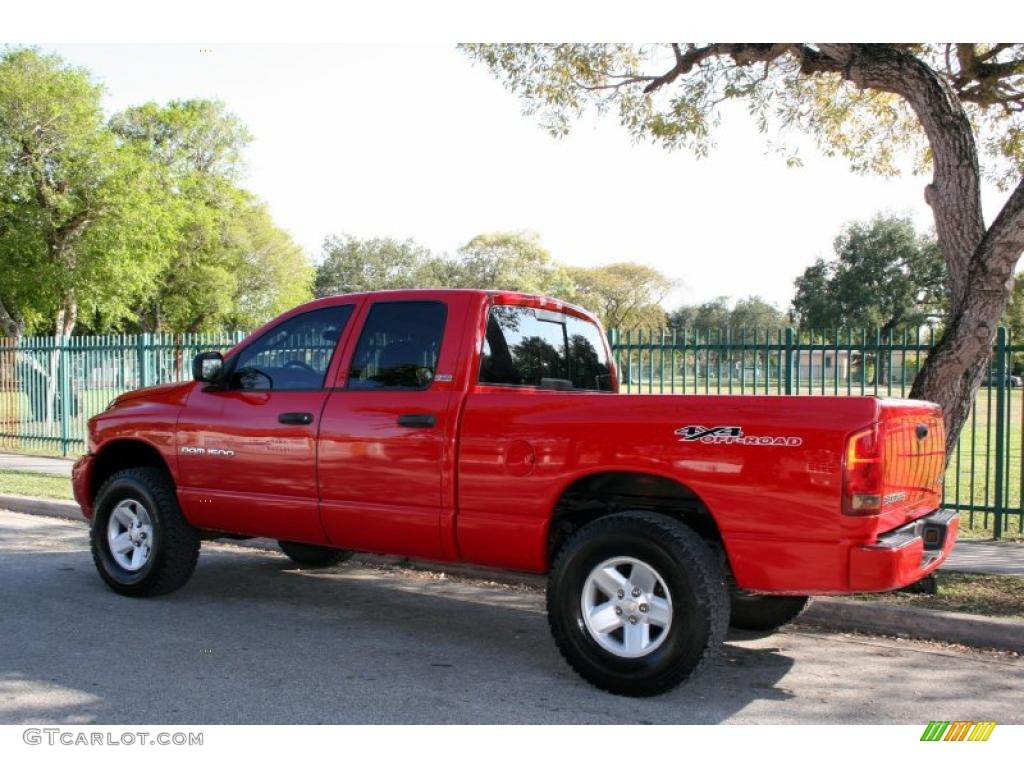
[317,299,458,559]
[177,303,355,542]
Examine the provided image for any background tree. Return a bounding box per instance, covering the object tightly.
[669,297,730,329]
[669,296,784,329]
[0,47,173,422]
[0,47,170,341]
[314,234,435,297]
[569,262,672,328]
[998,275,1024,377]
[445,231,576,298]
[669,295,785,377]
[1001,275,1024,344]
[463,43,1024,455]
[790,215,946,384]
[111,99,310,333]
[791,215,946,330]
[728,296,788,330]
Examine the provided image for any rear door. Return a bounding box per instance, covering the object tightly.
[317,297,467,559]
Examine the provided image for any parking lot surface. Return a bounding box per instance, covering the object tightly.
[1,509,1020,724]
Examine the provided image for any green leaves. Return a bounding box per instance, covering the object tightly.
[570,262,674,329]
[314,235,436,296]
[462,44,1023,184]
[669,296,785,331]
[108,99,310,333]
[448,231,575,298]
[0,48,310,337]
[0,46,162,336]
[791,215,946,331]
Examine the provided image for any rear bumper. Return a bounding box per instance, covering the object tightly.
[848,508,958,592]
[71,453,95,520]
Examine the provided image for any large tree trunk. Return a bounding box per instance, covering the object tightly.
[820,45,1024,461]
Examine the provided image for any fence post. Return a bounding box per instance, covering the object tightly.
[994,326,1007,540]
[784,327,794,395]
[57,335,71,457]
[136,333,150,389]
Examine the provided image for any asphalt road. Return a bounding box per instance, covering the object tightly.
[1,509,1021,725]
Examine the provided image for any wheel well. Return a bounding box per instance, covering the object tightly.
[548,472,723,562]
[90,440,172,501]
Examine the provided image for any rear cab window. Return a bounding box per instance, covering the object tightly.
[479,304,615,392]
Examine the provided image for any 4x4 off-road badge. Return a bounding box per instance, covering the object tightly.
[675,425,803,447]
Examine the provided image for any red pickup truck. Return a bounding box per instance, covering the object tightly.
[73,289,956,696]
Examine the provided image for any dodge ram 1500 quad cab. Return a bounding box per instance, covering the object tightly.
[73,289,956,696]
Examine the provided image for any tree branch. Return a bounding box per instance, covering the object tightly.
[817,44,986,313]
[974,174,1024,277]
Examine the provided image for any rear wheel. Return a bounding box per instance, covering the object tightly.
[547,511,728,697]
[729,592,810,632]
[278,540,351,568]
[90,467,200,597]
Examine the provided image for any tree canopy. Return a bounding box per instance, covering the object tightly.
[312,233,677,329]
[110,98,311,333]
[570,262,672,328]
[314,235,436,296]
[670,296,785,330]
[791,215,946,332]
[0,48,311,337]
[0,47,171,338]
[446,231,576,297]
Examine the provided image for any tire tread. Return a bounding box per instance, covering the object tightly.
[91,467,199,596]
[547,511,728,696]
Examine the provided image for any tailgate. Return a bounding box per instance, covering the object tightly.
[879,400,946,522]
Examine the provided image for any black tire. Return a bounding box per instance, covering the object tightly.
[278,540,352,567]
[547,511,728,697]
[90,467,200,597]
[729,592,810,632]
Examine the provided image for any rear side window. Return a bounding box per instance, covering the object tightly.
[348,301,447,389]
[479,305,613,392]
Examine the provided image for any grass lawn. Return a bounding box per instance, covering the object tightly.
[849,571,1024,620]
[0,469,73,500]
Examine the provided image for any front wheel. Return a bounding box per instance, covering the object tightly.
[547,511,728,697]
[278,540,352,568]
[90,467,200,597]
[729,593,810,632]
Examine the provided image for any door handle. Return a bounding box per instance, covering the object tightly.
[397,413,436,428]
[278,411,314,425]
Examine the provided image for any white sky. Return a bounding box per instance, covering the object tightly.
[49,43,1011,311]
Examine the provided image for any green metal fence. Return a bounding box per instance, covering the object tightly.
[0,326,1021,538]
[608,326,1023,539]
[0,332,245,458]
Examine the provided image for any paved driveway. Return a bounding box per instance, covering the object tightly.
[0,509,1020,725]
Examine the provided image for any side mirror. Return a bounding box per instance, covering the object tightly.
[192,351,224,383]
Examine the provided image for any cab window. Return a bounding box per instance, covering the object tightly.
[479,305,614,392]
[348,301,447,390]
[229,305,353,391]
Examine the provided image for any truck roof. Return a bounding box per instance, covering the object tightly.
[292,288,600,324]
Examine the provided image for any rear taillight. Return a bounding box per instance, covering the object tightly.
[843,423,884,515]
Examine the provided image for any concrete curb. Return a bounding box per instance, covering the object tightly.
[799,597,1024,653]
[2,493,1020,651]
[0,494,82,522]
